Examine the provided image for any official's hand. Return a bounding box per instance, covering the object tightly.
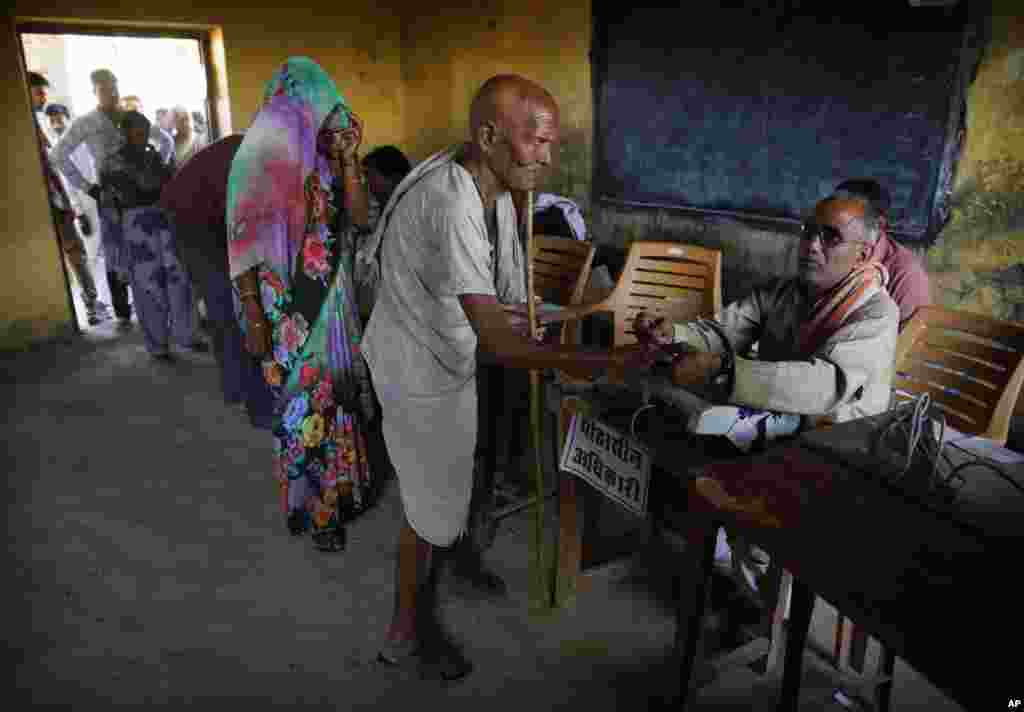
[634,311,673,346]
[670,351,721,390]
[245,310,273,357]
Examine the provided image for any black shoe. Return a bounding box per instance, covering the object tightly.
[450,560,508,599]
[190,340,210,353]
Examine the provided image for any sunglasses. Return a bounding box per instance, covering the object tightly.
[800,221,855,249]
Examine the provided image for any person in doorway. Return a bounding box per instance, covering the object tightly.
[833,179,931,329]
[167,105,212,350]
[99,111,193,360]
[45,102,71,137]
[171,106,205,170]
[121,95,143,113]
[28,71,108,326]
[357,74,655,680]
[228,56,379,553]
[53,69,175,329]
[160,133,274,429]
[191,111,208,140]
[156,108,175,136]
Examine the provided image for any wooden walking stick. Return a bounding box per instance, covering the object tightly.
[524,190,555,614]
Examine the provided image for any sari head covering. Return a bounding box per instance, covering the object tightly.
[226,56,352,280]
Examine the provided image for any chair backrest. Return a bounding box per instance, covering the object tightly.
[530,234,596,307]
[893,306,1024,445]
[606,241,723,347]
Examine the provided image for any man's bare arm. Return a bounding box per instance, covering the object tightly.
[460,293,650,377]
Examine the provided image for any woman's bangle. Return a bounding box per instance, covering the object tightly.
[238,290,259,301]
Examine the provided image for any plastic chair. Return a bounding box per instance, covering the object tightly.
[891,305,1024,445]
[482,235,596,528]
[555,240,722,348]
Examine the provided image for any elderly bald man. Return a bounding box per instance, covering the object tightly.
[358,75,654,680]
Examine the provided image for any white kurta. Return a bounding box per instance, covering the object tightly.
[361,152,524,546]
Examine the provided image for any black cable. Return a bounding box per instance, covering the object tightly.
[946,441,1024,497]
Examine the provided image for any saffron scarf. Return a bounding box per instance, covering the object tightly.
[797,259,889,355]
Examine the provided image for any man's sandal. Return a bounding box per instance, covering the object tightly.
[377,637,473,684]
[416,638,474,684]
[376,638,418,669]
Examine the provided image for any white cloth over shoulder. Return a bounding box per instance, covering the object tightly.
[534,192,586,241]
[360,147,525,546]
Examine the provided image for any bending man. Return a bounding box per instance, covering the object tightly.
[359,75,653,681]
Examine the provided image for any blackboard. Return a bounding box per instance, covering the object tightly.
[593,2,980,242]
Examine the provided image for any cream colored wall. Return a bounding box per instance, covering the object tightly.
[1,1,405,350]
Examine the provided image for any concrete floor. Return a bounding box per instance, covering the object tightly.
[2,323,966,710]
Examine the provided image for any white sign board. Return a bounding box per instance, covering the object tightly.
[559,414,652,517]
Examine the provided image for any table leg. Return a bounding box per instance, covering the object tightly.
[776,578,814,711]
[486,364,502,487]
[669,522,716,710]
[847,623,869,674]
[874,646,896,712]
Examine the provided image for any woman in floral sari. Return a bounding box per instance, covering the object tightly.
[227,57,375,552]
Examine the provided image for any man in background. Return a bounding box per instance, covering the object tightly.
[52,69,174,329]
[27,71,108,326]
[834,178,931,329]
[362,145,411,211]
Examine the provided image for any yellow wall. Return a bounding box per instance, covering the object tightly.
[2,1,405,350]
[2,15,75,349]
[5,0,1023,352]
[398,0,592,209]
[958,1,1024,183]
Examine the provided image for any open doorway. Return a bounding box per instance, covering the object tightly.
[19,26,217,333]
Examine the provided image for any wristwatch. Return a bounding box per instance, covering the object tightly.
[710,349,735,397]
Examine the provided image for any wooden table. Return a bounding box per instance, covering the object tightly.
[671,414,1024,711]
[549,374,729,604]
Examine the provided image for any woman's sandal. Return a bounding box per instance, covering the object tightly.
[287,510,309,536]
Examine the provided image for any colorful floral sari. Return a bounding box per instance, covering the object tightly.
[226,57,374,548]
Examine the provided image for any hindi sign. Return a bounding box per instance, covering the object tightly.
[559,414,652,517]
